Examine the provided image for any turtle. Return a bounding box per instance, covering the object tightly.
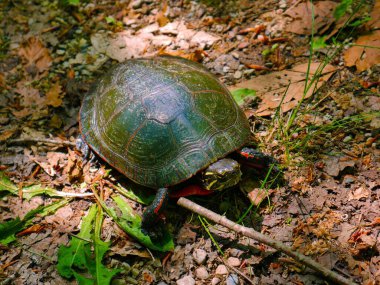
[78,56,279,238]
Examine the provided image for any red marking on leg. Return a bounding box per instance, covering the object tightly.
[169,185,214,198]
[239,150,255,159]
[153,189,168,214]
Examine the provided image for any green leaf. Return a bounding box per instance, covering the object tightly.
[113,182,154,205]
[312,36,327,50]
[334,0,353,20]
[231,88,257,106]
[349,15,371,27]
[0,199,69,245]
[92,209,120,284]
[105,16,116,24]
[0,171,18,195]
[57,204,97,279]
[101,194,174,252]
[57,205,120,284]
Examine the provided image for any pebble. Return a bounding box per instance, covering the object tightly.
[231,52,240,59]
[157,282,168,285]
[56,49,65,55]
[176,275,195,285]
[195,266,209,280]
[193,249,207,265]
[233,71,242,79]
[223,66,230,73]
[226,274,239,285]
[343,135,352,143]
[211,277,221,285]
[342,175,355,186]
[130,267,140,278]
[131,0,143,9]
[215,264,228,275]
[227,257,241,267]
[229,249,243,257]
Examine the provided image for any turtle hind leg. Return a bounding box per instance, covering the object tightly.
[141,187,169,240]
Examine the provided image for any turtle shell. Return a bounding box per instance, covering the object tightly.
[79,56,251,188]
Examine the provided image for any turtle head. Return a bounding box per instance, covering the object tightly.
[199,158,241,191]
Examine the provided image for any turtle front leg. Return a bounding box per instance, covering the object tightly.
[141,187,169,239]
[237,147,283,181]
[237,147,279,169]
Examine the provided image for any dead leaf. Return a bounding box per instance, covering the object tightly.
[0,73,5,89]
[46,82,63,107]
[158,49,205,62]
[177,224,197,245]
[0,128,17,141]
[247,188,271,206]
[366,0,380,30]
[49,114,63,129]
[348,186,371,201]
[231,62,336,116]
[16,224,45,237]
[18,37,52,73]
[284,1,338,35]
[65,148,82,182]
[156,2,169,27]
[324,156,356,177]
[106,31,150,62]
[14,82,47,119]
[343,30,380,72]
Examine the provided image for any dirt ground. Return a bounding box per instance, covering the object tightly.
[0,0,379,284]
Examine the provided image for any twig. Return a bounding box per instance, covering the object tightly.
[7,138,76,147]
[177,197,357,285]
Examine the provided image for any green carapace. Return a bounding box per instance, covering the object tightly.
[79,56,251,189]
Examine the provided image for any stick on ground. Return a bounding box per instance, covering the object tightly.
[177,197,357,285]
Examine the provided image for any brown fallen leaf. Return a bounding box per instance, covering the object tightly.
[284,1,338,35]
[18,37,52,74]
[46,82,63,107]
[323,156,356,177]
[348,186,371,201]
[16,224,45,237]
[365,0,380,30]
[14,82,47,119]
[247,188,272,206]
[343,30,380,72]
[156,1,169,27]
[231,62,336,116]
[0,128,17,142]
[158,49,205,62]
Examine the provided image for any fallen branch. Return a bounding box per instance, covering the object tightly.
[8,138,76,147]
[177,197,357,285]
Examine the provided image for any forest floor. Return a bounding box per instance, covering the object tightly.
[0,0,379,284]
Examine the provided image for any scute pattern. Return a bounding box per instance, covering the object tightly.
[80,56,251,188]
